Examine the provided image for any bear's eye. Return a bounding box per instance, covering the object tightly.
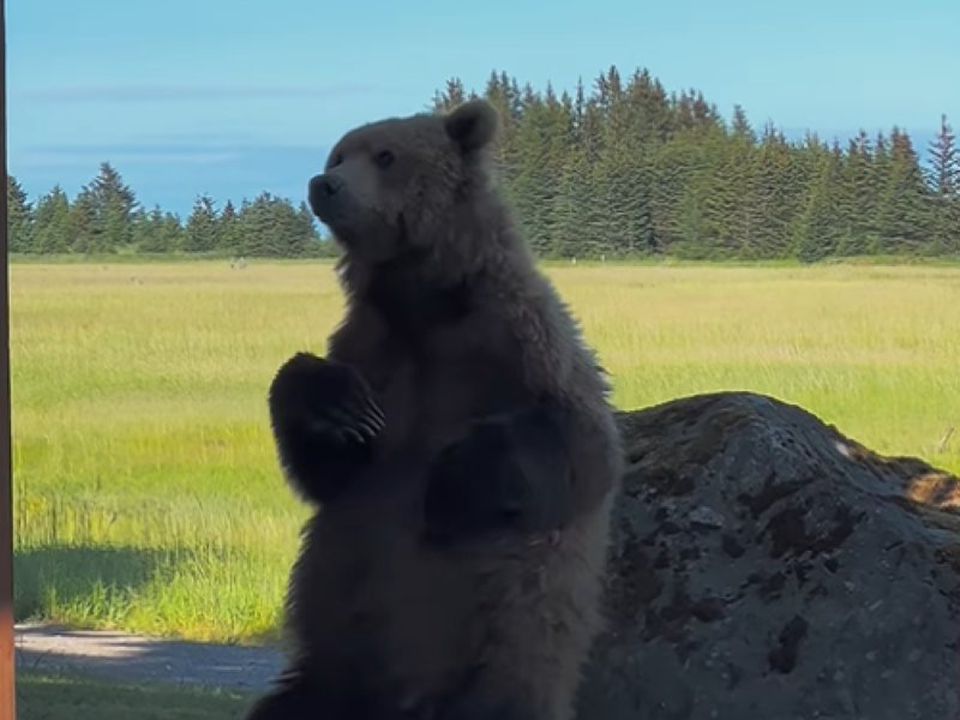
[374,150,395,169]
[329,153,344,169]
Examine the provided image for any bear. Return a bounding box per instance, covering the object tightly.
[245,99,623,720]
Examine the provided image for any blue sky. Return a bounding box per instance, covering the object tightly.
[7,0,960,218]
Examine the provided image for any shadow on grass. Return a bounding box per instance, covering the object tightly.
[13,545,175,620]
[13,545,286,708]
[14,544,288,646]
[17,671,253,720]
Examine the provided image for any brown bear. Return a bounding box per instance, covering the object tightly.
[245,100,623,720]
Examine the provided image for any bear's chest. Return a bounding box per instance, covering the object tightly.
[375,328,529,456]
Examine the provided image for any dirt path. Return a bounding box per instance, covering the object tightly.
[14,623,285,692]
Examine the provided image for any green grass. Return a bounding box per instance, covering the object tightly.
[16,672,252,720]
[11,260,960,643]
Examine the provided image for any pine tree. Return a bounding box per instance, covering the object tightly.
[276,196,309,257]
[509,87,551,253]
[733,150,763,258]
[835,131,878,255]
[878,128,932,254]
[33,186,71,254]
[161,212,186,251]
[795,140,843,262]
[236,193,311,257]
[88,163,138,249]
[625,68,672,144]
[217,199,242,252]
[482,71,526,189]
[927,115,960,253]
[432,77,467,112]
[578,100,616,257]
[135,205,161,252]
[731,105,756,145]
[135,205,181,253]
[692,91,719,129]
[6,175,35,253]
[650,135,704,254]
[237,197,266,256]
[717,121,759,257]
[928,115,959,196]
[751,125,794,258]
[184,195,219,253]
[69,188,103,253]
[296,202,323,256]
[594,71,655,256]
[675,178,709,257]
[551,145,589,259]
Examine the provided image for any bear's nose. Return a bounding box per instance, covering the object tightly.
[308,174,343,218]
[309,174,342,200]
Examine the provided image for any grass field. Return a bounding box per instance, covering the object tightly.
[17,672,251,720]
[11,260,960,643]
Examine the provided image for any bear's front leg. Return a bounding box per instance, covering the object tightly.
[422,404,574,543]
[244,680,317,720]
[268,352,385,505]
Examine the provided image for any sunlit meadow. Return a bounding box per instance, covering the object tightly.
[11,260,960,643]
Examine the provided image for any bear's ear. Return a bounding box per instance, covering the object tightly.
[444,100,499,153]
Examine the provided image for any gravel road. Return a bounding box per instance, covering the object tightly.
[15,623,285,692]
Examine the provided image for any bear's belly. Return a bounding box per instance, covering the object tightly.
[286,457,611,716]
[289,459,478,702]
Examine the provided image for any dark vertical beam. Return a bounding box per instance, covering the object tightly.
[0,0,15,716]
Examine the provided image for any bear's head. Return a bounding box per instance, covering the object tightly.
[308,100,500,267]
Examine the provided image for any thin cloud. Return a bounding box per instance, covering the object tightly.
[14,141,321,171]
[27,142,249,155]
[19,151,241,169]
[18,84,381,103]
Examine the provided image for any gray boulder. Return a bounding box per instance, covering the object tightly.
[577,392,960,720]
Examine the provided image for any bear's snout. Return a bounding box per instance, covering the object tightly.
[308,174,344,219]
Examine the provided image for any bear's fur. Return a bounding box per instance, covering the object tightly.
[245,100,623,720]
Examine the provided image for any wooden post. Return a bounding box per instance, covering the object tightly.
[0,0,16,716]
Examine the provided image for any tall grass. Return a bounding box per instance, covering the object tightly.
[11,261,960,643]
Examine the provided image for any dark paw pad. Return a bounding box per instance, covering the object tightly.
[269,352,385,449]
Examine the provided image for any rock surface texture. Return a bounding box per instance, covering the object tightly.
[576,391,960,720]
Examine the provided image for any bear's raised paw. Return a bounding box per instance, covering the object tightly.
[269,352,385,448]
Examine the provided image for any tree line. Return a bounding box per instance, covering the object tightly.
[435,68,959,261]
[7,65,960,261]
[6,163,331,257]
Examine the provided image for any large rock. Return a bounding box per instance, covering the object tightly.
[576,392,960,720]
